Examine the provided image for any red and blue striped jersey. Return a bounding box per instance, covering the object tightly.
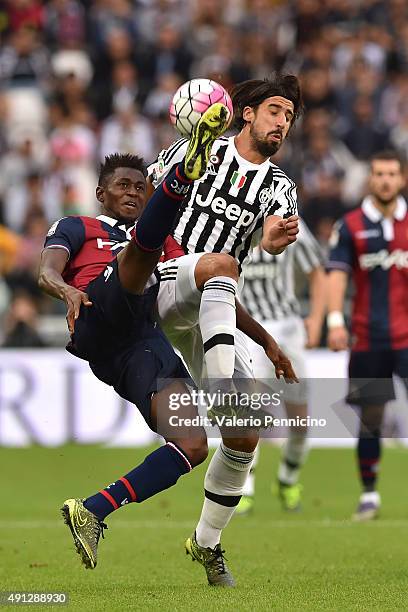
[44,214,134,291]
[44,214,179,291]
[328,197,408,351]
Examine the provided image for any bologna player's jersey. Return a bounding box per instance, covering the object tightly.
[44,214,145,291]
[328,196,408,351]
[148,136,297,270]
[242,218,325,321]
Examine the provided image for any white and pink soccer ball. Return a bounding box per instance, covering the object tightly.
[170,78,233,138]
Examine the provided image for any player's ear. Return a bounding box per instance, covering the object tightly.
[242,105,255,124]
[96,185,104,203]
[399,166,406,190]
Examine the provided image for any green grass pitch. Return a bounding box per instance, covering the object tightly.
[1,444,408,610]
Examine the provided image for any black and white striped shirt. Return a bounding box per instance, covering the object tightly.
[241,219,325,321]
[148,136,297,269]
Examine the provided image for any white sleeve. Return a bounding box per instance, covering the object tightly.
[147,138,189,188]
[294,218,326,273]
[266,175,298,218]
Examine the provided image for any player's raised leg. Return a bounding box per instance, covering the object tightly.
[117,102,230,295]
[195,253,239,393]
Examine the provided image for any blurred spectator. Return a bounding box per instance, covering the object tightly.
[301,67,336,112]
[148,23,192,83]
[94,60,141,122]
[0,134,48,231]
[11,212,48,280]
[0,223,20,275]
[44,0,86,50]
[0,0,407,340]
[342,94,390,160]
[2,290,47,347]
[0,25,49,88]
[143,72,182,121]
[99,96,155,163]
[7,0,44,33]
[49,102,97,216]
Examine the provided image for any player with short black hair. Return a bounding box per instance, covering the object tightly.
[98,152,148,185]
[327,149,408,520]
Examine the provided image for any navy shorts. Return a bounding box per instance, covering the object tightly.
[68,260,191,426]
[347,348,408,406]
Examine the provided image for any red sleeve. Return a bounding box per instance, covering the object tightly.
[160,235,186,262]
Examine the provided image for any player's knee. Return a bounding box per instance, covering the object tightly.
[211,253,239,280]
[177,436,209,467]
[223,434,258,454]
[198,253,239,285]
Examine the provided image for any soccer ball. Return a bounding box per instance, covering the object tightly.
[170,78,233,138]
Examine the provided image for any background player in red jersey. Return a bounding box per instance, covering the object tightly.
[327,150,408,520]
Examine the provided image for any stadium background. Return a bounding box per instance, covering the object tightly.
[1,2,408,609]
[0,0,407,443]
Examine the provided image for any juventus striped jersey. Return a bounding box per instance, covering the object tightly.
[148,136,297,269]
[241,218,325,321]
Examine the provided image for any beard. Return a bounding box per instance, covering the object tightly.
[250,124,282,157]
[374,192,398,206]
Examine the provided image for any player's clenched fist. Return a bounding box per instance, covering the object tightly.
[262,215,299,254]
[328,326,349,352]
[62,286,93,334]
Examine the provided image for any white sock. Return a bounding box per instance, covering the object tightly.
[242,444,259,496]
[360,491,381,505]
[199,276,237,391]
[278,430,308,486]
[195,443,255,549]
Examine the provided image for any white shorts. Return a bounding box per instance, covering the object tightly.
[157,253,254,384]
[247,316,308,405]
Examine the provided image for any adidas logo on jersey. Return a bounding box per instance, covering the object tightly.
[195,191,255,228]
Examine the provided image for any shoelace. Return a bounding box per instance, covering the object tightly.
[94,520,108,542]
[208,546,227,575]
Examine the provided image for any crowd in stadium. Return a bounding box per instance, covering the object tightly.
[0,0,407,345]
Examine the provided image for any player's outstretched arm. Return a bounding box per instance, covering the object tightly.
[327,270,349,351]
[38,249,92,334]
[235,299,299,383]
[304,266,327,348]
[261,214,299,254]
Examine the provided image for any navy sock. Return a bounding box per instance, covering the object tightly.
[134,164,191,252]
[357,428,381,492]
[83,443,192,520]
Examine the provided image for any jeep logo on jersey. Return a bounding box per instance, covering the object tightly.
[359,249,408,270]
[195,191,255,228]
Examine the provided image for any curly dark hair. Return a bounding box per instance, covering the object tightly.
[230,74,304,131]
[98,153,147,186]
